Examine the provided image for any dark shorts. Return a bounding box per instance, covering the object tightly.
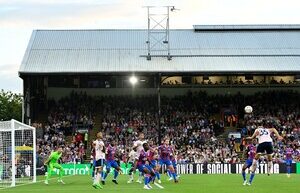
[150,160,157,168]
[105,160,119,170]
[137,164,146,173]
[95,159,105,167]
[245,159,253,168]
[128,162,134,167]
[285,159,292,166]
[257,142,273,154]
[159,159,172,167]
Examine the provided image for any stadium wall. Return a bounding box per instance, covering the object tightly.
[174,163,297,174]
[36,163,298,176]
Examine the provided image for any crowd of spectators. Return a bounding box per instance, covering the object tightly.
[34,90,300,164]
[35,127,86,167]
[97,93,226,162]
[47,91,95,135]
[163,77,300,86]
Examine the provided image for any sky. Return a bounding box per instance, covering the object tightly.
[0,0,299,93]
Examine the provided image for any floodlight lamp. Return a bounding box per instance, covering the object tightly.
[129,76,138,85]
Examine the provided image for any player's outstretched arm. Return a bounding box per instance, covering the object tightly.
[246,130,258,140]
[44,158,50,166]
[44,153,53,165]
[270,128,283,140]
[242,147,248,160]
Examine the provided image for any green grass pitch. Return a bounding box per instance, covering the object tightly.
[1,174,299,193]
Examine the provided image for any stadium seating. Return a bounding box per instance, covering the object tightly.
[35,90,300,164]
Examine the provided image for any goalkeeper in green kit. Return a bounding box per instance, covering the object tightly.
[44,147,65,185]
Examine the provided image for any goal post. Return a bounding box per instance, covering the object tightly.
[0,119,36,188]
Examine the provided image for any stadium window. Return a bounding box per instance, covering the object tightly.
[182,76,192,84]
[245,75,253,80]
[203,75,209,80]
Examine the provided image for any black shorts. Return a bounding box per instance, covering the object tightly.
[128,162,134,166]
[95,159,105,167]
[257,142,273,154]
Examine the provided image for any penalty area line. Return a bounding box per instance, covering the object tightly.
[0,175,74,190]
[154,182,164,189]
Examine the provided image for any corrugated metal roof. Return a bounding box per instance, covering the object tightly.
[193,24,300,30]
[19,26,300,74]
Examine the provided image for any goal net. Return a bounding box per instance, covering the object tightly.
[0,119,36,188]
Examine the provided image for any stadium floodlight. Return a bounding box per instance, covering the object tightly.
[129,76,138,85]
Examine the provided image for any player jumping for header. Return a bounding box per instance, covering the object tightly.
[246,125,283,185]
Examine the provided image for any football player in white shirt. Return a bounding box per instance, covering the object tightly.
[92,132,106,189]
[246,126,283,185]
[127,148,137,183]
[133,133,147,157]
[132,132,147,183]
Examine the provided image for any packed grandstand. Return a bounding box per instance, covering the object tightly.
[33,90,300,168]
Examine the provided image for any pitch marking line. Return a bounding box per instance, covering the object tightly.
[154,182,164,189]
[0,175,74,190]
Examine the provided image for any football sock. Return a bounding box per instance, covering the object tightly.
[242,171,246,181]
